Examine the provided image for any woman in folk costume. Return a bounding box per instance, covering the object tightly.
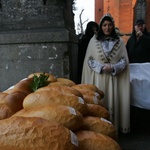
[81,13,130,134]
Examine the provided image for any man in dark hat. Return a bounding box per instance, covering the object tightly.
[126,18,150,63]
[135,19,145,25]
[134,19,146,38]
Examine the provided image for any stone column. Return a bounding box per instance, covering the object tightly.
[0,0,78,91]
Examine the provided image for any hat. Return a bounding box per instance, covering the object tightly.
[135,19,145,25]
[99,13,115,26]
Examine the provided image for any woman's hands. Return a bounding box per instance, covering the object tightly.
[88,57,114,74]
[102,64,114,74]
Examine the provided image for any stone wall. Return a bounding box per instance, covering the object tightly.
[0,0,78,91]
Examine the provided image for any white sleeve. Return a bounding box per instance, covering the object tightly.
[111,57,127,75]
[88,56,104,73]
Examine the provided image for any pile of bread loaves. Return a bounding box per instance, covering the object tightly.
[0,72,122,150]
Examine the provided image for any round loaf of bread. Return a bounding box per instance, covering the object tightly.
[0,92,8,104]
[13,78,33,94]
[83,94,102,105]
[28,72,57,82]
[0,103,14,120]
[12,104,83,131]
[4,78,34,95]
[97,89,105,99]
[0,116,78,150]
[70,88,102,105]
[80,116,117,140]
[75,89,101,99]
[56,78,76,86]
[72,84,104,99]
[75,130,121,150]
[23,90,88,115]
[3,88,15,94]
[36,85,83,98]
[86,104,110,120]
[48,81,69,86]
[4,91,28,113]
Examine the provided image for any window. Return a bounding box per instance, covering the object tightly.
[135,0,146,21]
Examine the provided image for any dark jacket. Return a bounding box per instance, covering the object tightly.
[126,30,150,63]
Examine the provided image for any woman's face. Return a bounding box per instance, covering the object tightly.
[102,20,113,36]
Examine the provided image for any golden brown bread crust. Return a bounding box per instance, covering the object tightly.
[76,89,101,99]
[12,104,83,131]
[0,116,78,150]
[36,85,83,98]
[0,103,14,120]
[23,90,88,115]
[72,84,99,92]
[3,88,15,94]
[13,78,33,94]
[4,78,33,94]
[28,72,57,82]
[98,89,105,99]
[56,78,76,86]
[4,91,28,113]
[72,84,104,99]
[80,116,117,140]
[0,92,8,104]
[48,81,69,86]
[86,104,110,120]
[82,94,102,105]
[70,88,102,105]
[75,130,121,150]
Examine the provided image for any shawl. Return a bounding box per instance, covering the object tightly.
[81,35,130,133]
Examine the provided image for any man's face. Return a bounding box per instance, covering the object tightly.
[136,24,145,32]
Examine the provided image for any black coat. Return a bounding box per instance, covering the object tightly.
[126,31,150,63]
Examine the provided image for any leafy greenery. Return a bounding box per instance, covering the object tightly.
[30,73,50,92]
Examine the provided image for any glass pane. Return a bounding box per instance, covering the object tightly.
[135,0,146,21]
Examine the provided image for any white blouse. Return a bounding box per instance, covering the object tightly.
[88,39,127,75]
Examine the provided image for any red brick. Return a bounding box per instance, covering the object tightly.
[95,0,150,43]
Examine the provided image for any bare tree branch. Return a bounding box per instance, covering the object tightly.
[78,9,89,34]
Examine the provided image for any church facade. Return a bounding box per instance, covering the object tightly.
[95,0,150,42]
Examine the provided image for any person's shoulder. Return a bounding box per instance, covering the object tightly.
[86,35,98,46]
[118,37,124,43]
[117,37,127,46]
[92,34,97,40]
[90,34,98,43]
